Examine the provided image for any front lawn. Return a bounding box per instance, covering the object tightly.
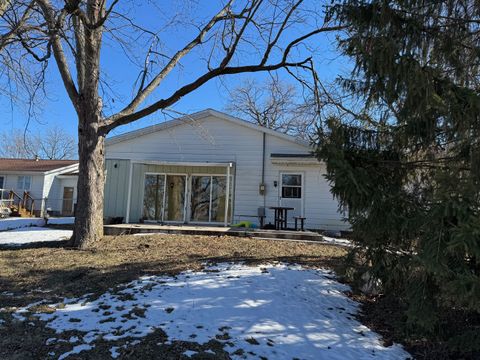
[0,235,409,359]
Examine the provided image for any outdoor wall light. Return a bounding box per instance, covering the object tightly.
[273,180,278,188]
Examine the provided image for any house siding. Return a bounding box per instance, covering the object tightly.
[106,114,348,230]
[104,159,130,219]
[44,170,78,215]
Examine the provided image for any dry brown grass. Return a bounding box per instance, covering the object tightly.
[0,234,346,359]
[0,234,346,308]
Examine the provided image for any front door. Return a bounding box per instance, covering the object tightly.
[62,187,74,216]
[279,173,303,226]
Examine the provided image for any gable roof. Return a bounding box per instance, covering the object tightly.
[0,158,78,173]
[106,109,311,148]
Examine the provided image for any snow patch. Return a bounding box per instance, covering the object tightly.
[15,263,410,360]
[58,344,94,360]
[109,346,120,359]
[0,227,72,245]
[322,236,352,246]
[183,350,198,357]
[0,217,44,231]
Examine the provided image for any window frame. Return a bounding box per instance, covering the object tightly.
[281,173,302,199]
[17,175,32,191]
[190,174,233,223]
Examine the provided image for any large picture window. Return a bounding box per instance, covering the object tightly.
[281,174,302,199]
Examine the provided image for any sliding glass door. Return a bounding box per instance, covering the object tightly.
[164,175,186,221]
[143,174,165,221]
[190,176,211,222]
[210,177,227,222]
[143,173,232,224]
[143,174,186,222]
[190,175,231,223]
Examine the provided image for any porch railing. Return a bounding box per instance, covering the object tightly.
[0,189,76,218]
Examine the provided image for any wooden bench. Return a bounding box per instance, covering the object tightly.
[294,216,306,231]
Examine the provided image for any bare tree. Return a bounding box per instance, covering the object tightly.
[0,0,52,168]
[225,76,317,138]
[22,0,343,248]
[0,126,76,159]
[35,126,77,159]
[0,1,50,98]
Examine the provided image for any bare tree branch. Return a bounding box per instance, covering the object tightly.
[102,20,345,132]
[107,0,236,125]
[34,0,79,109]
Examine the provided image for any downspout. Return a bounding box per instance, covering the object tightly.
[262,132,266,207]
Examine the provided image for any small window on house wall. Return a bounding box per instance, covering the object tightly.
[17,176,32,190]
[0,176,4,189]
[281,174,302,199]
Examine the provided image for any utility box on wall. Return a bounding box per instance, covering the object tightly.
[259,183,266,195]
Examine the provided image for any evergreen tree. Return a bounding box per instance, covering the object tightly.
[317,0,480,352]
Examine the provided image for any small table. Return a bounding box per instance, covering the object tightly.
[268,206,294,230]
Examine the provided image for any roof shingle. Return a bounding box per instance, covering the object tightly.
[0,158,78,172]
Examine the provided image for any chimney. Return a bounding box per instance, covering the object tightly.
[34,155,39,161]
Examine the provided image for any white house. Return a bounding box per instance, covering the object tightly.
[104,109,347,231]
[0,158,78,216]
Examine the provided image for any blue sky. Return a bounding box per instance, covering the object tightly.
[0,1,349,142]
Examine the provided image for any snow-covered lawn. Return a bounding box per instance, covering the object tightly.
[13,263,410,360]
[0,217,44,231]
[0,227,72,246]
[0,217,74,232]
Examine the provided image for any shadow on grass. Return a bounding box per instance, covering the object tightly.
[0,255,343,307]
[0,234,347,308]
[0,240,70,251]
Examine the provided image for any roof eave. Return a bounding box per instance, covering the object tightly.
[43,163,79,175]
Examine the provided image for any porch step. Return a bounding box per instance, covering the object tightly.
[8,205,32,217]
[104,224,324,242]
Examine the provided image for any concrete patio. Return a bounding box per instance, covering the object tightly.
[104,223,326,242]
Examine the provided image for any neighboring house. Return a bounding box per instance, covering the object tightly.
[0,158,78,216]
[104,109,348,230]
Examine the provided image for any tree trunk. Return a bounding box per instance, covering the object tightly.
[71,110,105,248]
